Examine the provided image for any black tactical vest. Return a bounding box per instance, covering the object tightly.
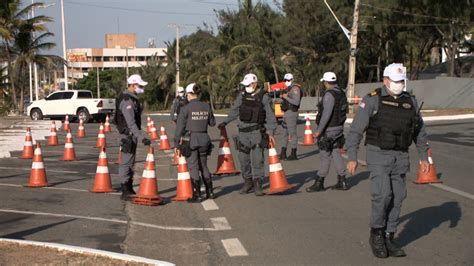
[239,90,266,124]
[365,88,417,151]
[316,87,348,127]
[115,92,142,135]
[281,84,302,112]
[185,100,211,132]
[176,96,187,116]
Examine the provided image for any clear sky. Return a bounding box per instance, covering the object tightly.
[32,0,279,56]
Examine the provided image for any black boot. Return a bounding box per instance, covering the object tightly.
[279,147,287,160]
[203,178,216,199]
[332,175,348,190]
[120,181,134,200]
[306,176,325,192]
[126,179,136,194]
[286,148,298,160]
[385,232,406,257]
[369,228,388,258]
[239,178,254,194]
[188,179,202,203]
[253,178,265,196]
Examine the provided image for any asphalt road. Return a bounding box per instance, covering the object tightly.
[0,116,472,265]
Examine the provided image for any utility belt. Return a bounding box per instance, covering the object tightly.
[120,135,137,154]
[233,128,270,154]
[238,124,264,133]
[281,99,299,112]
[177,131,213,157]
[318,134,345,152]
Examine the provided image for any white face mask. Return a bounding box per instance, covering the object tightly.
[245,86,255,94]
[387,81,404,95]
[135,87,145,94]
[178,92,185,97]
[285,81,292,87]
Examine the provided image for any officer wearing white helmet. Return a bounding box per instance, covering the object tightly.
[279,73,302,161]
[170,86,187,123]
[346,63,430,258]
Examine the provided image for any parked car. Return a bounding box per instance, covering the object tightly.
[27,90,115,123]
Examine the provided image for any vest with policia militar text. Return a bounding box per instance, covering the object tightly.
[365,88,417,151]
[115,92,142,135]
[239,90,266,124]
[185,100,211,133]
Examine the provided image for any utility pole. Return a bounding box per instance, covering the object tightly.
[347,0,360,114]
[60,0,68,90]
[125,47,129,78]
[168,23,182,96]
[96,67,100,98]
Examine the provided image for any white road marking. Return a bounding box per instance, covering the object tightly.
[221,238,249,257]
[0,183,120,194]
[0,166,81,174]
[201,199,219,211]
[211,217,231,230]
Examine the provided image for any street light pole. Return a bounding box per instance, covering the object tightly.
[60,0,68,90]
[168,23,181,96]
[347,0,361,114]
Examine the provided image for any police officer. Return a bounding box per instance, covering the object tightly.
[306,72,348,192]
[218,73,277,196]
[115,74,151,200]
[174,83,216,202]
[170,86,187,123]
[279,73,302,160]
[346,63,430,258]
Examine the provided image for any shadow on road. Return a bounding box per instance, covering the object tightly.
[397,201,461,247]
[1,218,76,239]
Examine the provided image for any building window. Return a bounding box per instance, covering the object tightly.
[93,56,102,62]
[137,56,145,61]
[103,57,111,62]
[116,56,124,61]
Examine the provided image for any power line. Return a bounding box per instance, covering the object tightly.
[360,3,453,21]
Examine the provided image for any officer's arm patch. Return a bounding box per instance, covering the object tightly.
[359,101,366,109]
[126,105,132,110]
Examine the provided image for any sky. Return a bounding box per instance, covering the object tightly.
[31,0,279,56]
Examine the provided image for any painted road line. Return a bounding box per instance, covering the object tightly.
[0,183,121,195]
[211,217,231,230]
[0,166,80,174]
[0,209,232,231]
[201,199,219,211]
[429,184,474,200]
[221,238,249,257]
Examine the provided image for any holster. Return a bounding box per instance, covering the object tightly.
[120,136,136,153]
[178,132,192,157]
[259,130,270,149]
[233,136,251,154]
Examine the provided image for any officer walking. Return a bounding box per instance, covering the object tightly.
[279,73,302,160]
[170,86,187,123]
[306,72,348,192]
[346,63,430,258]
[218,73,277,196]
[174,83,216,202]
[115,74,151,200]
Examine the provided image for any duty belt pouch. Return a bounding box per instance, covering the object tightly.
[207,143,214,156]
[259,130,270,149]
[318,137,334,152]
[335,135,345,149]
[233,136,251,154]
[120,136,136,153]
[178,132,192,157]
[281,99,289,112]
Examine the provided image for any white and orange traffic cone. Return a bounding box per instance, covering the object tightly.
[91,146,113,193]
[77,118,86,138]
[173,155,193,201]
[267,140,294,194]
[114,147,122,165]
[146,116,152,134]
[95,123,106,148]
[62,129,77,161]
[414,148,442,184]
[20,127,34,159]
[62,115,70,131]
[214,127,240,175]
[302,116,315,146]
[104,114,112,133]
[159,125,171,150]
[132,147,162,206]
[47,121,59,146]
[26,143,48,187]
[149,120,159,140]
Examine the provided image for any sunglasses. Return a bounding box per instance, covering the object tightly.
[284,79,292,82]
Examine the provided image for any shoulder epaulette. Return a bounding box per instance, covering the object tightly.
[368,88,380,97]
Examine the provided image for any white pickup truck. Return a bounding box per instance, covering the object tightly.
[27,90,115,123]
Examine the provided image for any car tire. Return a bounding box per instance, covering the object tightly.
[77,108,91,123]
[30,109,43,120]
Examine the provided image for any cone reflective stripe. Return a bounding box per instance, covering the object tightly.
[173,155,193,201]
[26,143,48,187]
[149,121,159,140]
[159,125,171,150]
[267,141,294,194]
[414,148,442,184]
[95,123,106,148]
[77,119,86,138]
[114,147,122,165]
[62,129,77,161]
[303,117,315,146]
[146,117,152,134]
[62,115,70,131]
[214,127,240,175]
[20,128,34,159]
[104,114,112,133]
[92,146,113,193]
[48,121,59,146]
[132,147,162,206]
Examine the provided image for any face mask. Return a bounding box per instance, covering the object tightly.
[387,81,404,95]
[285,81,292,87]
[135,87,145,94]
[178,92,185,97]
[245,86,255,94]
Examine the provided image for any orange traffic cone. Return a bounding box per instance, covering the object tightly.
[303,117,315,146]
[20,127,34,159]
[48,121,59,146]
[77,118,86,138]
[146,116,152,134]
[414,148,442,184]
[95,123,106,148]
[132,147,162,206]
[114,147,122,165]
[159,125,171,150]
[104,114,112,133]
[26,143,48,187]
[267,140,294,194]
[62,115,70,131]
[214,128,240,175]
[91,146,113,193]
[173,155,193,201]
[62,129,77,161]
[172,151,179,165]
[149,121,159,140]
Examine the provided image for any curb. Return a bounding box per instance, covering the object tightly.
[0,238,175,266]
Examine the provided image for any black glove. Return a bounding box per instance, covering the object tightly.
[218,122,227,130]
[142,138,151,146]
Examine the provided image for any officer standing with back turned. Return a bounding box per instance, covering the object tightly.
[346,63,430,259]
[170,86,187,123]
[306,72,348,192]
[115,74,151,200]
[218,73,277,196]
[279,73,302,161]
[174,83,216,202]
